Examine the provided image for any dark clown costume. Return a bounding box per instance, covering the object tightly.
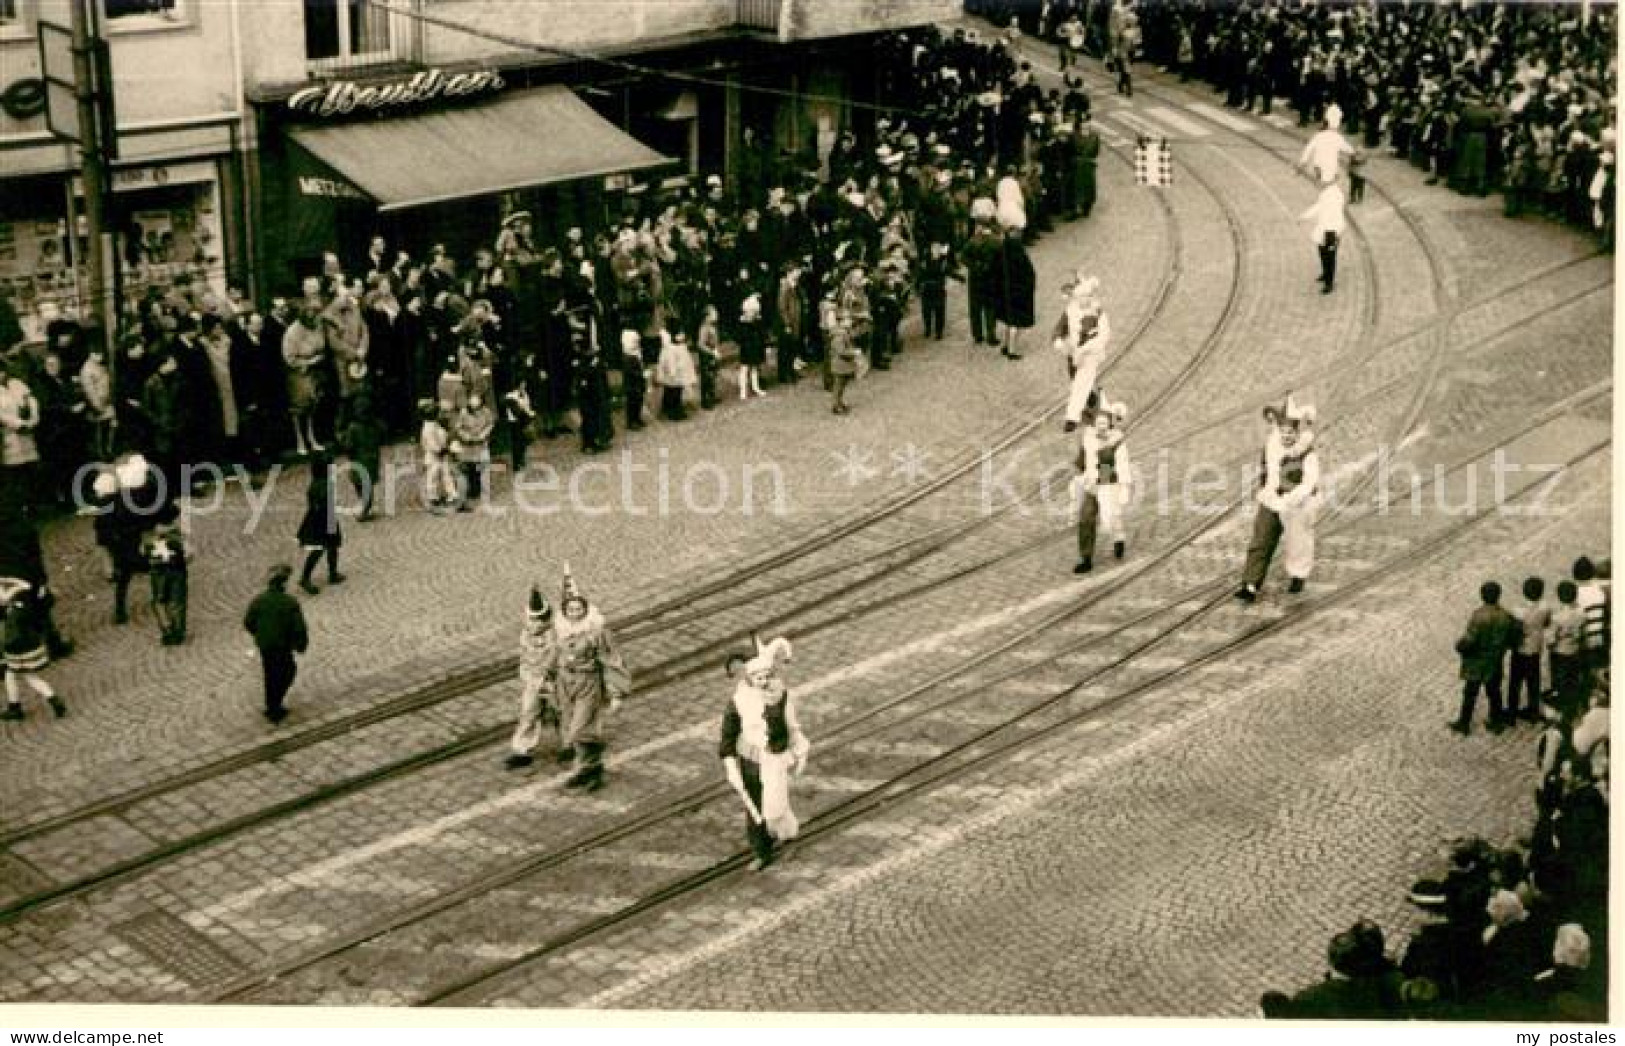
[719,636,810,871]
[1237,396,1321,601]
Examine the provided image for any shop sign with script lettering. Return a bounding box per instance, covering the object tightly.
[288,69,506,118]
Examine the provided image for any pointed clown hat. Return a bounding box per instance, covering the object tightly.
[1282,393,1316,425]
[559,561,586,608]
[527,585,552,621]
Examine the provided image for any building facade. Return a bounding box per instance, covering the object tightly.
[0,0,247,343]
[0,0,960,328]
[236,0,959,296]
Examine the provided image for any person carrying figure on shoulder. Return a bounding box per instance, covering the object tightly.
[505,586,561,770]
[1072,401,1133,574]
[719,635,809,872]
[1237,396,1320,603]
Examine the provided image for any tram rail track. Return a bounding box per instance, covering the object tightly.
[226,49,1611,1009]
[0,132,1201,908]
[216,382,1609,1007]
[5,112,1602,936]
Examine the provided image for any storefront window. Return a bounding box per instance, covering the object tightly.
[0,174,75,346]
[104,0,186,30]
[304,0,395,68]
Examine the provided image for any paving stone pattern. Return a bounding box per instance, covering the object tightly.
[0,46,1610,1012]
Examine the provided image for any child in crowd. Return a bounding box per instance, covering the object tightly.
[736,294,768,400]
[142,521,189,646]
[451,394,495,510]
[697,305,722,410]
[656,328,698,422]
[419,399,457,512]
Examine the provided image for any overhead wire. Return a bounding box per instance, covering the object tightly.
[361,0,943,116]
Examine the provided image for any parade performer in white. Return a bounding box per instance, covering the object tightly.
[504,586,560,770]
[554,564,632,791]
[719,636,809,872]
[1296,103,1353,187]
[1071,401,1133,574]
[1053,274,1111,432]
[1237,396,1321,602]
[1301,179,1349,294]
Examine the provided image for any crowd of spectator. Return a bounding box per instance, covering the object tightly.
[0,20,1113,664]
[1126,0,1614,245]
[974,0,1617,246]
[1261,554,1611,1022]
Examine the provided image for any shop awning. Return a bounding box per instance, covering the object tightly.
[288,86,673,213]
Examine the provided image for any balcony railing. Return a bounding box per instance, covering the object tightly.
[737,0,783,33]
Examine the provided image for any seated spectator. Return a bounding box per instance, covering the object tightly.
[1264,920,1404,1019]
[1526,924,1607,1022]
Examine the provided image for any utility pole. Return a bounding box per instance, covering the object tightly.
[69,0,113,363]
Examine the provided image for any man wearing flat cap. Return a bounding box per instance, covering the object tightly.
[243,563,309,725]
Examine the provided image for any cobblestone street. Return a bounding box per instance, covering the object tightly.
[0,17,1613,1021]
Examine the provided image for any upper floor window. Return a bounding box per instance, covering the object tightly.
[305,0,396,67]
[104,0,186,30]
[0,0,28,38]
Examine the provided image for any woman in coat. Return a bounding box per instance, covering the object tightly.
[996,226,1037,360]
[295,453,344,595]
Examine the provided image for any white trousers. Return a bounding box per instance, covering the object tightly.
[1279,498,1318,580]
[760,750,800,841]
[509,676,554,756]
[1073,480,1128,555]
[1064,352,1102,424]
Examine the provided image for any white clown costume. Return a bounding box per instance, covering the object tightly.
[719,636,810,871]
[1237,396,1321,601]
[554,563,632,791]
[1053,275,1112,431]
[1071,401,1133,573]
[504,586,561,770]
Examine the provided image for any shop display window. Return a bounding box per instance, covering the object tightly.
[103,0,186,32]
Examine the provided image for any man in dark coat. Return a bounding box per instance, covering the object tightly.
[572,312,614,455]
[961,221,1002,346]
[1075,112,1102,218]
[231,312,283,475]
[1451,580,1517,735]
[243,562,308,724]
[1268,921,1404,1019]
[140,351,186,504]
